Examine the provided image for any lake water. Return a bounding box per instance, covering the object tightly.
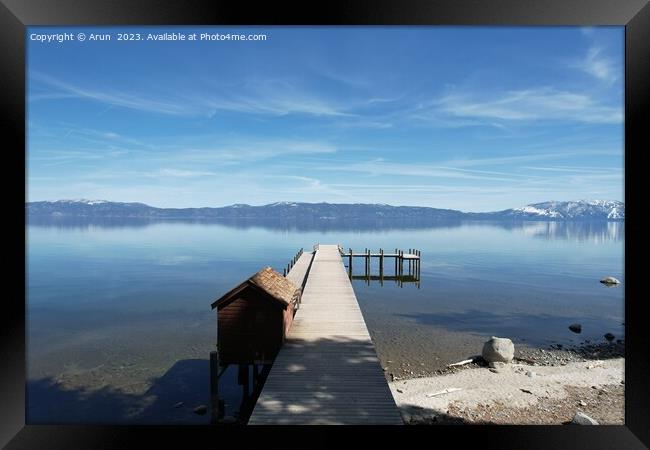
[26,219,624,424]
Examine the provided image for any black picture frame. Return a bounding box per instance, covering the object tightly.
[2,0,648,447]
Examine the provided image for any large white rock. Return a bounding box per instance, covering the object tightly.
[572,411,599,425]
[600,276,620,285]
[482,337,515,363]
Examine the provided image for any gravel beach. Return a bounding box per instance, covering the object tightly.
[388,357,624,425]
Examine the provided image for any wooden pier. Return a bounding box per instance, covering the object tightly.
[341,246,421,287]
[248,244,403,424]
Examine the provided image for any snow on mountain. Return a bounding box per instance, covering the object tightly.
[506,200,624,220]
[268,201,299,207]
[55,199,109,205]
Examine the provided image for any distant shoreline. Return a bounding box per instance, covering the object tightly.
[26,199,625,222]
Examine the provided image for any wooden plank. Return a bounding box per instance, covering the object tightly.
[249,244,402,425]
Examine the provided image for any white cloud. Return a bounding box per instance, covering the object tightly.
[163,140,338,164]
[319,159,531,183]
[433,87,622,124]
[149,169,216,178]
[30,72,354,118]
[29,72,194,116]
[578,46,618,83]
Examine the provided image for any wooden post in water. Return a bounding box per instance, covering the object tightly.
[238,364,250,399]
[366,248,370,284]
[379,248,384,286]
[397,250,402,277]
[414,250,418,278]
[364,249,367,277]
[416,250,421,288]
[349,248,353,277]
[363,248,367,278]
[252,364,259,390]
[209,350,220,424]
[407,249,410,276]
[411,249,414,276]
[394,248,398,277]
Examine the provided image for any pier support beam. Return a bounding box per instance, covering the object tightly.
[209,350,220,424]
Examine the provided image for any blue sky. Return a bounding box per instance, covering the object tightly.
[27,26,623,211]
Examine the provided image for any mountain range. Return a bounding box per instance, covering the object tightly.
[26,199,624,221]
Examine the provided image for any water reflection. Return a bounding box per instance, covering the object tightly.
[26,215,624,425]
[27,215,624,242]
[508,221,624,242]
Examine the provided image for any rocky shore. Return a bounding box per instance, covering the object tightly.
[383,339,624,380]
[386,338,624,425]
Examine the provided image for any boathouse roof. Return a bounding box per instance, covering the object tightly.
[211,266,300,310]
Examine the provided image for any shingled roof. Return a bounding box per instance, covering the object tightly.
[211,266,301,310]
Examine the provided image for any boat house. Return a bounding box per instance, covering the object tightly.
[211,266,302,365]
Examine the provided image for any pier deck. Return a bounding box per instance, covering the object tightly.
[248,244,403,424]
[285,250,313,288]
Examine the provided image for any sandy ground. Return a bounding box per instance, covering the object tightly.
[389,358,624,425]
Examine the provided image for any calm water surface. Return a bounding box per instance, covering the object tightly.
[26,219,624,424]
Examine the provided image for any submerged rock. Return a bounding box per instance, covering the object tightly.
[193,405,208,415]
[600,276,620,285]
[572,411,599,425]
[482,337,515,363]
[569,323,582,333]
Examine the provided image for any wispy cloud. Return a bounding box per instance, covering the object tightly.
[318,159,537,183]
[575,46,619,84]
[146,168,216,178]
[268,175,357,201]
[199,94,352,118]
[432,87,622,124]
[523,165,623,174]
[572,29,620,84]
[30,72,355,118]
[29,149,129,166]
[30,72,195,116]
[445,149,618,168]
[58,126,152,149]
[161,140,338,165]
